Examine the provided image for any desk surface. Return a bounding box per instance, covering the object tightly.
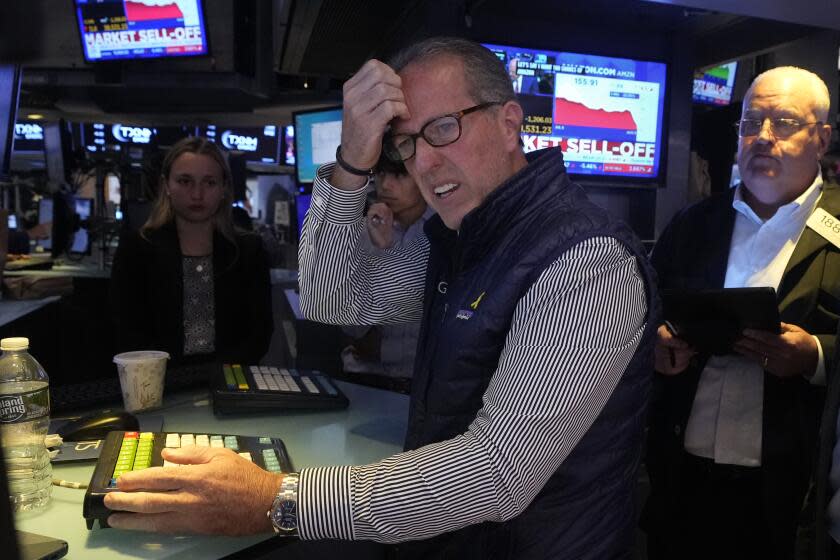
[16,381,408,560]
[0,296,60,327]
[4,261,110,279]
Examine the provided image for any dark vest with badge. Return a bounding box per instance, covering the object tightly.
[397,148,659,560]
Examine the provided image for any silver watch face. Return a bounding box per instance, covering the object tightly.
[272,499,297,531]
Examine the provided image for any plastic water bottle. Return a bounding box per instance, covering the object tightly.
[0,337,52,512]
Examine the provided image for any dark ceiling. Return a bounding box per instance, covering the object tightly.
[1,0,829,125]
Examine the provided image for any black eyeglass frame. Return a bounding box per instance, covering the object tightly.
[733,117,824,138]
[383,101,503,162]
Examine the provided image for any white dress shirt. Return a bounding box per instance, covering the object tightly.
[683,173,825,466]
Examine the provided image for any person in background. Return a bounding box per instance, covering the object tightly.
[644,66,837,560]
[341,154,433,388]
[109,136,273,366]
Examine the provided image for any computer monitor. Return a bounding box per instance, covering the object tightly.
[296,193,312,239]
[70,198,92,254]
[483,43,668,183]
[282,125,295,166]
[37,198,53,252]
[39,195,90,257]
[0,65,22,180]
[293,107,342,185]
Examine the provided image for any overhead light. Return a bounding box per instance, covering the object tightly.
[27,113,44,120]
[303,80,309,89]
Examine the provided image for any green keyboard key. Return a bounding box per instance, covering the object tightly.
[232,364,249,390]
[223,364,236,389]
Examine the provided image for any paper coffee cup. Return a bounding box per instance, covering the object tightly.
[113,351,170,412]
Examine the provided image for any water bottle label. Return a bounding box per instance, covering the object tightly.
[0,388,49,423]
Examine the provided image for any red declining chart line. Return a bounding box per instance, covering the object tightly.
[555,98,637,130]
[124,1,184,21]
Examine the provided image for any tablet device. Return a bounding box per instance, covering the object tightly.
[662,287,781,355]
[17,530,68,560]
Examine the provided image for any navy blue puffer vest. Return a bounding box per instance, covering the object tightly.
[398,148,659,560]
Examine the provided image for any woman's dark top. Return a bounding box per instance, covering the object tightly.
[109,222,274,365]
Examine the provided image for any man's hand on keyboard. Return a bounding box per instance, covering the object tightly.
[104,446,283,535]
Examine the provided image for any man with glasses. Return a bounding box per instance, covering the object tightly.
[644,66,837,560]
[103,37,657,559]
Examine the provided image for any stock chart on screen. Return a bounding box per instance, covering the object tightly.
[484,43,668,181]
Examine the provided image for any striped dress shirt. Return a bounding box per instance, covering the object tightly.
[295,163,648,542]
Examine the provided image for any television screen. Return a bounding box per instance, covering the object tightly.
[484,43,668,181]
[74,0,208,63]
[12,121,45,154]
[283,125,295,166]
[200,125,280,164]
[693,61,738,106]
[154,125,197,147]
[293,107,342,184]
[79,122,156,152]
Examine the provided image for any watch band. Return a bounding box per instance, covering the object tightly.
[335,145,375,177]
[267,473,300,536]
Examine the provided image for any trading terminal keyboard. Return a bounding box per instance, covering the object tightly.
[50,364,211,413]
[83,430,293,529]
[212,364,349,414]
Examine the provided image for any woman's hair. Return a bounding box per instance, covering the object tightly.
[140,136,236,244]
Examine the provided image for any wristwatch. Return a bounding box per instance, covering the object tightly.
[267,473,300,536]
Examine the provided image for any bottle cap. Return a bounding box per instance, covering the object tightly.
[0,337,30,351]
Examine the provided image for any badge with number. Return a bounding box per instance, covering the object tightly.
[806,208,840,249]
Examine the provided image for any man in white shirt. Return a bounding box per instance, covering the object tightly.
[645,66,835,560]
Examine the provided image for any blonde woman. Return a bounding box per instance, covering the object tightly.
[110,137,273,365]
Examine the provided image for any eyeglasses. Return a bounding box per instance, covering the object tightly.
[383,101,502,162]
[734,117,822,138]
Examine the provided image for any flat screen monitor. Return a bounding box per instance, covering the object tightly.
[79,122,156,153]
[283,125,295,166]
[74,0,209,62]
[693,61,738,106]
[293,107,342,184]
[12,121,45,154]
[484,43,668,181]
[39,196,92,255]
[0,65,22,179]
[199,125,280,164]
[37,198,54,251]
[71,198,93,254]
[296,193,311,238]
[154,125,197,147]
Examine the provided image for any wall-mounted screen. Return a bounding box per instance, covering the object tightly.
[293,107,342,184]
[198,125,281,164]
[484,43,668,181]
[74,0,209,62]
[693,61,738,106]
[79,122,157,152]
[12,121,45,154]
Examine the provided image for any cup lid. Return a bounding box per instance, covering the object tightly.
[1,337,29,351]
[113,350,170,364]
